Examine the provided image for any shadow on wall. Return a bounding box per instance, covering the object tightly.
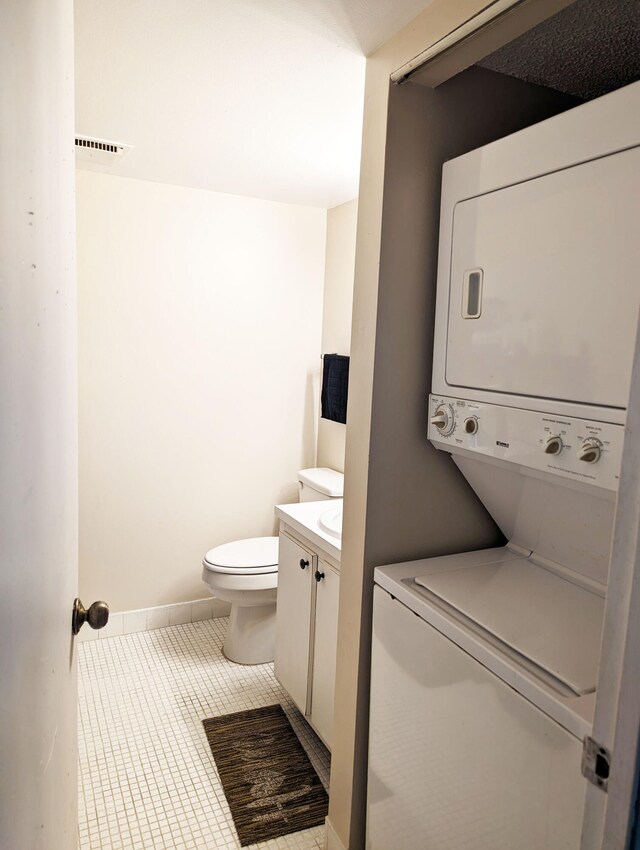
[303,366,321,478]
[250,366,321,517]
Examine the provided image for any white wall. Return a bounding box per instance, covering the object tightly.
[77,171,326,612]
[317,199,358,474]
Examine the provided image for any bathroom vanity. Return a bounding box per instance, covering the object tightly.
[274,500,342,751]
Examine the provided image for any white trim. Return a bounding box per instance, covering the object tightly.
[77,598,231,641]
[390,0,523,83]
[581,288,640,848]
[325,817,348,850]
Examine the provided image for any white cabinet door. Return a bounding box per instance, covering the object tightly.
[311,562,340,749]
[274,532,315,714]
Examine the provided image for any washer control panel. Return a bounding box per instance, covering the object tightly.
[428,395,624,491]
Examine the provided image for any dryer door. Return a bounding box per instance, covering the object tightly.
[445,145,640,410]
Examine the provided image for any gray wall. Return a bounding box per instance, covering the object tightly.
[346,67,578,848]
[366,66,579,567]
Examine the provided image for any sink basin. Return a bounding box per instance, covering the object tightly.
[319,505,343,539]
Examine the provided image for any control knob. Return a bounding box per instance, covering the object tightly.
[463,416,479,435]
[544,435,563,456]
[430,405,455,436]
[577,439,601,464]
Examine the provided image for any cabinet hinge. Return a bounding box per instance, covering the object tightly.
[582,736,611,791]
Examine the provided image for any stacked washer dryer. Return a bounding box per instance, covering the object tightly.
[367,82,640,850]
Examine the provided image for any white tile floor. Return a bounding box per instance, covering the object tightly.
[78,618,330,850]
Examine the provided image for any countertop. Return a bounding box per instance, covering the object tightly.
[274,500,342,564]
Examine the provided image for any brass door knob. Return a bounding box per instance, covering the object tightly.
[72,598,110,635]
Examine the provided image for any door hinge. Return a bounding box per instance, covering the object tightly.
[582,736,611,791]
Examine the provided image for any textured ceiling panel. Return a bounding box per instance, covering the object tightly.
[479,0,640,100]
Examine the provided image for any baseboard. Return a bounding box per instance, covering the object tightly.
[77,597,232,641]
[325,817,348,850]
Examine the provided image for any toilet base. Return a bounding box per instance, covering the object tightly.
[223,601,276,665]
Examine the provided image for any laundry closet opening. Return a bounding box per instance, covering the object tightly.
[365,0,640,633]
[335,1,640,847]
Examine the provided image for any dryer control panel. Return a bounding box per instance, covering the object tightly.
[428,395,624,491]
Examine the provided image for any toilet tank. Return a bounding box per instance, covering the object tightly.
[298,468,344,502]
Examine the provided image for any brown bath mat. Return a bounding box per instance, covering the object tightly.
[202,704,328,846]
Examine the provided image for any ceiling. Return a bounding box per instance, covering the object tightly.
[75,0,435,208]
[479,0,640,100]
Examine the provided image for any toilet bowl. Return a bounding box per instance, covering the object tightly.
[201,467,344,666]
[202,536,278,665]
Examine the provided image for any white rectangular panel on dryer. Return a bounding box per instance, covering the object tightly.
[445,146,640,410]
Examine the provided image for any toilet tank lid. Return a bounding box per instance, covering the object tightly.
[298,467,344,497]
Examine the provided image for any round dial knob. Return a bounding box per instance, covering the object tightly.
[430,405,455,436]
[544,435,563,456]
[577,439,601,464]
[463,416,478,435]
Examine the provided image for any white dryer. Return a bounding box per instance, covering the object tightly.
[367,80,640,850]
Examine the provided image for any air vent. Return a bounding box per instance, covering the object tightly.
[74,135,132,165]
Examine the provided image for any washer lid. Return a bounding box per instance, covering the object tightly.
[203,537,279,572]
[415,557,604,696]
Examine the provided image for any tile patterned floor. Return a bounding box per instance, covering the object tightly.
[78,618,330,850]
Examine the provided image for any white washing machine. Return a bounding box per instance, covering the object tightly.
[369,552,597,850]
[367,80,640,850]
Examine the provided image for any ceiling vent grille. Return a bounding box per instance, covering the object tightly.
[75,135,132,164]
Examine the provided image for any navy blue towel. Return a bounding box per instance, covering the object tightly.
[321,354,349,424]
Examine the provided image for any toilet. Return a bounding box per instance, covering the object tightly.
[201,467,344,665]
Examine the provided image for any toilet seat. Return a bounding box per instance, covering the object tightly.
[203,536,278,575]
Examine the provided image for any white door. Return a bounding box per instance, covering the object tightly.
[0,2,79,849]
[274,532,315,714]
[311,562,340,749]
[580,282,640,849]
